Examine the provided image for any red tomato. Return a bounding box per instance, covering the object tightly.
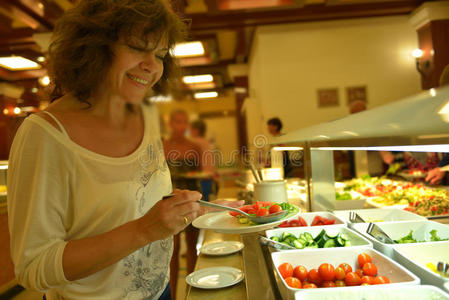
[335,280,346,287]
[303,283,318,289]
[361,283,371,286]
[298,217,308,226]
[374,276,390,285]
[269,204,282,214]
[355,269,364,278]
[288,220,301,227]
[361,276,375,285]
[229,211,241,217]
[278,221,289,227]
[321,281,336,288]
[307,269,323,286]
[344,272,362,286]
[362,263,378,276]
[278,263,293,279]
[334,267,346,280]
[358,253,372,268]
[293,265,308,281]
[324,219,336,225]
[339,263,353,274]
[318,263,335,281]
[247,209,257,215]
[285,277,302,289]
[256,208,269,217]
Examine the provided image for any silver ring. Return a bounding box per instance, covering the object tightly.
[183,216,189,225]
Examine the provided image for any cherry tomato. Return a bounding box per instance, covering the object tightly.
[247,209,257,215]
[278,263,293,279]
[362,263,378,276]
[374,276,390,285]
[355,269,364,278]
[269,204,282,214]
[293,265,308,281]
[345,272,362,286]
[361,276,375,285]
[335,280,346,287]
[339,263,353,274]
[321,281,336,288]
[256,208,269,217]
[307,269,323,286]
[318,263,335,281]
[358,253,372,268]
[285,276,302,289]
[334,267,346,280]
[303,283,318,289]
[361,283,371,286]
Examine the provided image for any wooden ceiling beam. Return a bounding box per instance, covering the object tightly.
[0,28,35,45]
[0,68,47,81]
[0,0,54,30]
[188,0,424,30]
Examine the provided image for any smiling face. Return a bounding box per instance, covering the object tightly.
[104,34,169,105]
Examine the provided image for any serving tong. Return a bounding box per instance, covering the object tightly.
[349,211,366,223]
[259,235,296,250]
[437,262,449,278]
[366,223,395,244]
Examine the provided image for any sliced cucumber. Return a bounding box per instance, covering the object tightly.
[283,232,295,240]
[326,232,338,239]
[344,240,352,247]
[314,229,326,243]
[339,233,349,241]
[304,233,314,242]
[298,238,307,245]
[271,236,280,242]
[337,236,346,246]
[293,240,305,249]
[323,239,336,248]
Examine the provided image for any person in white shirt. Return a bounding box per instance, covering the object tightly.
[7,1,242,299]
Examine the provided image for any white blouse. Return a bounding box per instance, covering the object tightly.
[7,105,172,299]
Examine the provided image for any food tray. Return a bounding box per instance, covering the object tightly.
[333,208,426,223]
[289,211,346,226]
[394,241,449,290]
[265,224,372,251]
[295,285,449,300]
[351,221,449,258]
[271,246,420,300]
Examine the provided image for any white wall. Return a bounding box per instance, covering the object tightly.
[248,16,422,148]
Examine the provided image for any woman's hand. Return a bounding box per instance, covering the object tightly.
[200,199,245,215]
[137,190,202,243]
[426,168,446,185]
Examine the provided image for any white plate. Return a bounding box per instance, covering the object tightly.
[200,241,244,256]
[192,204,301,234]
[186,267,244,289]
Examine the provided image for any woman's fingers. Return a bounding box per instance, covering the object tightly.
[164,190,202,207]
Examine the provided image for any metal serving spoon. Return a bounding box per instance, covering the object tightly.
[198,200,288,224]
[162,194,289,224]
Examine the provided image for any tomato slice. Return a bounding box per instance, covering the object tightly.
[298,217,308,226]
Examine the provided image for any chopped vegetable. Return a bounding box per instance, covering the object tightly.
[269,229,351,249]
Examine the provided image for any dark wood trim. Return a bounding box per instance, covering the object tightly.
[188,1,424,31]
[0,68,47,81]
[234,76,249,155]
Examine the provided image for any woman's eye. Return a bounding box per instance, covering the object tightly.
[127,44,145,52]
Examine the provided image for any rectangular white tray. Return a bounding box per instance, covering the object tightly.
[295,285,449,300]
[334,208,426,223]
[271,246,420,300]
[394,241,449,290]
[292,211,346,226]
[265,224,372,251]
[351,220,449,258]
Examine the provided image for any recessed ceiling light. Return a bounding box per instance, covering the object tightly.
[13,107,21,115]
[39,75,50,86]
[36,56,45,63]
[412,48,423,58]
[183,74,213,84]
[31,87,38,93]
[194,91,218,99]
[0,56,41,71]
[172,41,205,57]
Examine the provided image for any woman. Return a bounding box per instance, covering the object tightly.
[7,1,241,299]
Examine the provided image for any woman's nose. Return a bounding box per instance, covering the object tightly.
[140,54,158,73]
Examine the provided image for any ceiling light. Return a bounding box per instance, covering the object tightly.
[36,56,45,63]
[182,74,213,84]
[172,41,204,57]
[194,91,218,99]
[412,48,423,58]
[13,107,21,115]
[31,87,38,93]
[3,108,8,115]
[39,75,50,86]
[0,56,41,71]
[272,147,303,151]
[149,95,172,103]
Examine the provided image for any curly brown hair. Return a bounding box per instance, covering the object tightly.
[48,0,187,104]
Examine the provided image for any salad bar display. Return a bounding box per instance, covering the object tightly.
[341,175,449,217]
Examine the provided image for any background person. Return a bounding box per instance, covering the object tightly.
[266,117,294,178]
